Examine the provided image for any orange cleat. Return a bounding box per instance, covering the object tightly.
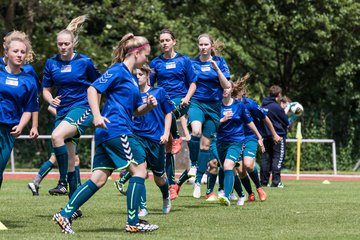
[171,138,183,154]
[205,192,218,202]
[247,192,255,202]
[256,187,267,201]
[169,184,178,200]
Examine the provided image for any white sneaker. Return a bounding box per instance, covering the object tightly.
[218,196,231,206]
[230,193,238,201]
[162,197,171,214]
[236,196,246,206]
[201,174,207,184]
[138,208,148,217]
[188,166,197,177]
[218,189,224,197]
[192,183,201,198]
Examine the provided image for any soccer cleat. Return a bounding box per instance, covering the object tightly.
[218,196,231,206]
[169,185,178,200]
[162,197,171,214]
[27,182,39,196]
[192,182,201,199]
[171,138,183,155]
[173,183,181,195]
[230,193,238,201]
[138,208,148,217]
[218,189,224,197]
[247,192,255,202]
[188,166,197,177]
[71,209,82,221]
[205,192,218,202]
[53,212,74,234]
[125,219,159,233]
[49,182,68,195]
[114,181,127,195]
[256,187,267,201]
[270,182,284,188]
[236,196,246,206]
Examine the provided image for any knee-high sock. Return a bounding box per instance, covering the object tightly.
[119,171,132,184]
[170,114,180,139]
[234,175,245,197]
[67,171,77,199]
[195,149,210,184]
[158,178,169,199]
[224,170,234,200]
[206,172,217,195]
[177,170,190,186]
[60,180,99,219]
[127,177,145,225]
[188,136,200,167]
[75,165,81,186]
[54,145,68,184]
[166,153,175,185]
[34,160,54,186]
[218,167,224,191]
[248,166,261,188]
[241,175,253,195]
[140,182,147,210]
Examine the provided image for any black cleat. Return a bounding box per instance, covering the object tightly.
[28,182,39,196]
[49,182,68,195]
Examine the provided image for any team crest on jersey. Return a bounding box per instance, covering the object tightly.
[201,64,211,72]
[223,108,233,116]
[5,76,18,86]
[141,95,147,104]
[61,65,72,73]
[165,61,176,69]
[99,71,113,83]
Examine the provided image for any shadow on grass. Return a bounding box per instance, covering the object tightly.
[1,220,26,229]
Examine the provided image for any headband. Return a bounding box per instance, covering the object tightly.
[126,43,150,54]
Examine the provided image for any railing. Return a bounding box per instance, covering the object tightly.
[9,136,337,174]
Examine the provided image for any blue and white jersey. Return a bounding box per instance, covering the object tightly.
[149,53,197,100]
[191,55,230,102]
[91,63,143,146]
[218,99,253,142]
[242,97,268,140]
[42,53,100,116]
[0,65,39,126]
[133,87,175,143]
[0,57,42,93]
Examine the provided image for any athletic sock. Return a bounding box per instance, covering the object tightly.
[0,177,2,189]
[195,149,210,184]
[140,182,147,210]
[158,178,170,199]
[127,177,145,226]
[166,153,175,185]
[241,175,253,195]
[119,171,131,184]
[188,136,200,167]
[54,145,68,184]
[34,160,54,186]
[224,170,234,199]
[206,172,217,195]
[218,167,224,191]
[248,166,261,188]
[234,175,245,197]
[177,170,190,186]
[170,114,181,139]
[67,171,77,199]
[60,179,99,219]
[75,165,81,186]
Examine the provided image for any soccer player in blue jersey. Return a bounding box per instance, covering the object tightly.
[188,33,231,198]
[42,15,101,199]
[0,31,39,190]
[233,74,281,202]
[217,81,264,206]
[150,29,197,200]
[132,64,175,216]
[53,33,159,234]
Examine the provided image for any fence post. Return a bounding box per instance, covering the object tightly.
[11,150,15,172]
[332,140,337,175]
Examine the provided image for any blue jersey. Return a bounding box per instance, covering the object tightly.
[91,63,143,146]
[0,66,39,126]
[42,53,101,116]
[133,87,175,143]
[191,55,230,102]
[0,57,42,93]
[242,97,268,140]
[149,53,197,100]
[218,99,253,142]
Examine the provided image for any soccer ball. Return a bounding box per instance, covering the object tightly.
[290,102,304,117]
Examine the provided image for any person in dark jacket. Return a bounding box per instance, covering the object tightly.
[260,85,289,188]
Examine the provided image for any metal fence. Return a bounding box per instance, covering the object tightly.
[9,135,337,174]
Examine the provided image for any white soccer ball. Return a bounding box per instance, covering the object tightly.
[290,102,304,117]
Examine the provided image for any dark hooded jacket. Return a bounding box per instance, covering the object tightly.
[261,97,289,138]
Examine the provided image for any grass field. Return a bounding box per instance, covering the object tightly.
[1,179,360,240]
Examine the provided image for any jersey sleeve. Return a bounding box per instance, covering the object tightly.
[91,67,118,94]
[160,88,175,114]
[24,64,42,93]
[42,59,54,88]
[219,57,231,79]
[23,80,39,112]
[240,104,253,124]
[184,56,197,84]
[149,60,157,86]
[86,59,101,83]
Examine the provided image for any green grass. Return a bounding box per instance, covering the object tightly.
[1,179,360,240]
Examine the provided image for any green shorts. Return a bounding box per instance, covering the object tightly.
[172,97,190,119]
[0,124,15,177]
[134,135,165,177]
[92,135,145,171]
[242,139,258,159]
[188,99,221,138]
[217,140,243,167]
[54,106,93,144]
